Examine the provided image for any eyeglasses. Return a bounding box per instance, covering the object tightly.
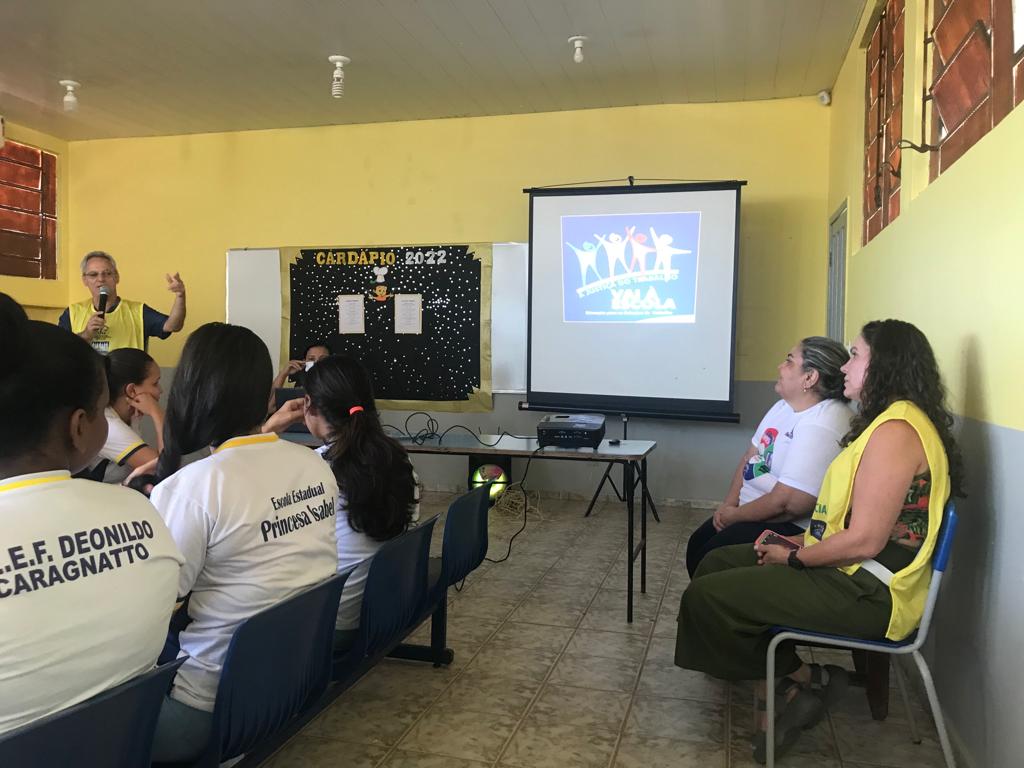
[83,270,116,279]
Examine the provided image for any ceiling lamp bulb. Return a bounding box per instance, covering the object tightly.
[568,35,587,64]
[59,80,80,112]
[328,55,350,99]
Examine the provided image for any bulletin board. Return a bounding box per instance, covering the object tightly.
[281,243,492,411]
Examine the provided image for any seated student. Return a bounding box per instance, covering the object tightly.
[675,320,963,764]
[685,336,851,576]
[272,341,333,390]
[0,293,182,735]
[302,355,420,650]
[147,323,339,763]
[79,348,164,483]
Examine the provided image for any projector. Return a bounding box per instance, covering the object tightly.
[536,414,606,449]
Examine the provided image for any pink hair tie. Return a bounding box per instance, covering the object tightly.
[348,406,364,416]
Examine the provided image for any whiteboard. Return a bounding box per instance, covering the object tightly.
[225,243,528,395]
[225,249,281,362]
[491,242,528,393]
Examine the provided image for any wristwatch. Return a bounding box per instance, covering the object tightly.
[787,549,805,570]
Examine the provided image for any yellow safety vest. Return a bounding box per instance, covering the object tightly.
[805,401,950,640]
[68,298,148,353]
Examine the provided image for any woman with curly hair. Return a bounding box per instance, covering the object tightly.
[674,319,964,764]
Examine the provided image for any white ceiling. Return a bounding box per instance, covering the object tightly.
[0,0,866,141]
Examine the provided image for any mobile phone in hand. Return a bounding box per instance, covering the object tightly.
[757,530,802,551]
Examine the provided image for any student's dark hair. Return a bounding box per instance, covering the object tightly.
[304,341,332,357]
[800,336,849,402]
[105,348,156,402]
[305,355,416,541]
[0,293,105,462]
[844,319,965,497]
[155,323,273,482]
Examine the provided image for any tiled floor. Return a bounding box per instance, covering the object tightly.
[262,492,947,768]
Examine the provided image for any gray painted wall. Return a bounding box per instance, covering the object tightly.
[928,417,1021,768]
[381,381,779,503]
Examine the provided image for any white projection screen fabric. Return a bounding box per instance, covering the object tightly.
[527,182,743,420]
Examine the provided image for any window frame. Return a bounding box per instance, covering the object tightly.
[0,138,58,280]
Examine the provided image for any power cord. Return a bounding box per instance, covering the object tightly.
[485,446,544,564]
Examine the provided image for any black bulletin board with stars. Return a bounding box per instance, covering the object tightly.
[282,243,493,411]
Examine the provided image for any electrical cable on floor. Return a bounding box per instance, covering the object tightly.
[485,447,544,564]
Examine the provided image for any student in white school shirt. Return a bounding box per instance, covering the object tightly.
[80,348,165,484]
[684,336,853,576]
[301,355,420,651]
[0,294,181,735]
[146,323,339,764]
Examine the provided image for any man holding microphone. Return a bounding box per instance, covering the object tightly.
[58,251,186,353]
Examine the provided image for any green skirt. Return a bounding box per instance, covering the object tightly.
[674,543,893,681]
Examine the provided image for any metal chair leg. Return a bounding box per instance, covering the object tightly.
[891,654,922,744]
[766,636,779,768]
[911,650,956,768]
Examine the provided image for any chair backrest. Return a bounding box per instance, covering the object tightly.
[0,658,184,768]
[358,515,438,655]
[915,500,958,642]
[209,571,349,761]
[439,484,491,589]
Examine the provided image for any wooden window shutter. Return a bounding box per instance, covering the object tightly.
[0,140,57,279]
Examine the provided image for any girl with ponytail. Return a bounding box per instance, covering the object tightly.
[303,354,420,648]
[79,348,164,483]
[148,323,339,762]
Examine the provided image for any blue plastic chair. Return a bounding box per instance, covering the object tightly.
[765,501,959,768]
[331,515,439,685]
[0,657,185,768]
[162,570,349,768]
[391,484,491,665]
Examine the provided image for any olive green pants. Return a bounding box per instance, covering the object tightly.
[674,544,892,681]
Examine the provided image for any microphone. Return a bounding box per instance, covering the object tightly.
[97,286,109,316]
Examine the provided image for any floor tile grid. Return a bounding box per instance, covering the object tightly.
[486,512,654,767]
[484,505,698,768]
[381,499,661,767]
[604,521,737,768]
[365,501,627,767]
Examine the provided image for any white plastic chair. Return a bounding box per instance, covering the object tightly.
[765,501,959,768]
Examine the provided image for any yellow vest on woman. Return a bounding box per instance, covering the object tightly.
[68,298,147,353]
[805,401,950,641]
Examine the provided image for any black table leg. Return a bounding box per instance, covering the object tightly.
[625,459,635,623]
[584,462,615,517]
[640,459,647,594]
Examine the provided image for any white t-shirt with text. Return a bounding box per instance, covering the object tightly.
[150,434,339,712]
[0,471,182,734]
[739,399,852,524]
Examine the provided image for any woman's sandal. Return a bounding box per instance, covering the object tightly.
[804,663,850,722]
[751,678,825,765]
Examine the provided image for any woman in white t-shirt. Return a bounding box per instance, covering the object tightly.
[301,354,420,651]
[0,294,182,736]
[80,348,164,484]
[684,336,852,576]
[147,323,340,763]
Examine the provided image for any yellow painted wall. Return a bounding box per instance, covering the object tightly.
[0,122,71,309]
[829,1,1024,432]
[66,100,831,373]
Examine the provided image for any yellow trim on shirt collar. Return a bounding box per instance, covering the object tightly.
[0,471,72,493]
[213,434,279,454]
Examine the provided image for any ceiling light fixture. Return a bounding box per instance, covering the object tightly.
[568,35,587,64]
[328,55,351,98]
[59,80,80,112]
